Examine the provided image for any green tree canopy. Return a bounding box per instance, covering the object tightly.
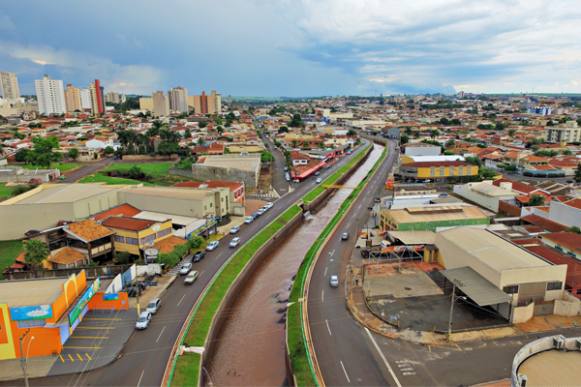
[24,240,49,268]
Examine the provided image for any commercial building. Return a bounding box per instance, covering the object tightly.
[0,71,20,100]
[101,216,173,256]
[89,79,105,115]
[380,204,490,232]
[545,121,580,144]
[0,270,126,360]
[398,160,478,181]
[35,75,66,115]
[64,83,82,113]
[175,180,245,204]
[169,86,188,114]
[435,228,567,321]
[403,143,441,156]
[453,180,517,212]
[192,154,261,190]
[152,91,170,117]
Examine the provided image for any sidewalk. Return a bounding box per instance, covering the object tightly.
[0,356,56,382]
[130,272,177,311]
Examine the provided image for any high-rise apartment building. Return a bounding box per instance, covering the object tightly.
[105,91,123,105]
[190,90,221,115]
[35,75,66,115]
[208,90,222,115]
[64,83,82,112]
[152,91,170,116]
[169,86,189,113]
[139,97,153,111]
[80,89,92,110]
[0,72,20,100]
[89,79,105,115]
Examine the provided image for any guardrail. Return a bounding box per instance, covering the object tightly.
[286,145,388,386]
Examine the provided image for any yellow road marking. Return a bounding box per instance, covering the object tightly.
[75,326,115,330]
[59,355,65,363]
[64,346,102,350]
[72,336,109,339]
[84,317,121,321]
[85,353,93,361]
[68,354,75,362]
[428,345,431,353]
[76,353,84,361]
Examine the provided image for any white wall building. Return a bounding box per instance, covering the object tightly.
[0,71,20,100]
[169,87,188,114]
[80,88,92,110]
[152,91,170,117]
[35,75,66,115]
[453,180,517,212]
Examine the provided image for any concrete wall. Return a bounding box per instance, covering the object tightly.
[118,190,210,218]
[554,292,581,316]
[548,200,581,228]
[190,164,258,190]
[511,301,535,323]
[453,182,515,212]
[72,190,120,219]
[0,202,76,240]
[501,265,567,303]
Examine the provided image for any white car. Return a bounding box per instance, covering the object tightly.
[179,262,192,275]
[206,240,220,251]
[244,216,254,224]
[135,311,152,330]
[264,202,274,210]
[329,275,339,288]
[146,298,161,314]
[229,225,240,234]
[184,271,199,285]
[229,237,241,248]
[315,177,322,183]
[256,208,266,216]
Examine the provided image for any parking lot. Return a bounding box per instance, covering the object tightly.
[49,309,135,375]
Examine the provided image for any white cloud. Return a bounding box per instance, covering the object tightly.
[0,41,165,94]
[287,0,581,93]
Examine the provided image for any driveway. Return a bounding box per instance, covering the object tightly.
[61,158,113,183]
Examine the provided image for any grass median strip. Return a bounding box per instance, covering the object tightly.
[287,146,387,386]
[170,204,302,386]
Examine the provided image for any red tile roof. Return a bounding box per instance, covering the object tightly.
[542,232,581,254]
[102,217,157,231]
[521,214,568,233]
[564,198,581,210]
[94,204,141,221]
[525,245,581,288]
[493,178,536,194]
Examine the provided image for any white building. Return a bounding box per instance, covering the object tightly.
[0,71,20,101]
[453,180,517,212]
[169,87,188,114]
[80,88,92,110]
[35,75,66,115]
[545,121,580,144]
[404,143,441,157]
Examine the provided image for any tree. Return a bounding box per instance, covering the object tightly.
[465,156,482,166]
[199,121,208,129]
[445,139,455,149]
[430,129,440,139]
[183,129,192,139]
[157,141,179,156]
[24,240,49,268]
[508,129,516,138]
[104,146,115,156]
[575,163,581,183]
[288,113,304,128]
[479,167,497,180]
[347,129,357,137]
[400,134,409,145]
[26,136,61,167]
[67,148,79,160]
[261,151,274,163]
[189,235,204,249]
[278,126,289,133]
[567,226,581,234]
[528,194,545,207]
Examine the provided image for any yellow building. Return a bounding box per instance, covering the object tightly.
[139,97,153,111]
[101,216,173,256]
[398,161,478,181]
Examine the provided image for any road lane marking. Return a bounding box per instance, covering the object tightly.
[137,369,145,387]
[64,346,102,350]
[324,267,328,276]
[156,326,166,344]
[76,326,115,330]
[364,328,402,387]
[325,319,332,336]
[76,353,84,361]
[85,317,121,321]
[73,336,109,339]
[340,360,351,383]
[329,249,335,257]
[321,289,325,303]
[177,294,186,306]
[68,354,75,362]
[85,353,92,361]
[58,355,64,363]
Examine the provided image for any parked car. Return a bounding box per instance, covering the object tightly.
[229,237,241,248]
[329,275,339,288]
[135,311,152,330]
[244,216,255,224]
[229,225,241,234]
[315,177,322,184]
[256,208,266,216]
[341,232,349,241]
[264,202,274,210]
[146,298,161,314]
[184,271,199,285]
[179,262,193,275]
[206,240,220,251]
[192,251,205,263]
[314,171,321,176]
[285,172,291,182]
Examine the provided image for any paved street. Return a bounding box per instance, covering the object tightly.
[10,143,367,387]
[60,158,113,183]
[262,133,290,196]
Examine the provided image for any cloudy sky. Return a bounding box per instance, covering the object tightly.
[1,0,580,96]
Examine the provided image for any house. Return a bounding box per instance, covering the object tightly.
[289,150,325,181]
[47,246,90,269]
[102,216,173,257]
[453,180,517,212]
[541,232,581,260]
[63,219,115,262]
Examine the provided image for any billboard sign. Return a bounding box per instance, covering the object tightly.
[68,278,100,326]
[10,305,53,321]
[103,293,119,301]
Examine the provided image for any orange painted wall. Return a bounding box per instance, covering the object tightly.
[10,323,62,357]
[88,292,129,311]
[47,271,87,324]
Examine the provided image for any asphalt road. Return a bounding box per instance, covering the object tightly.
[308,140,581,387]
[22,142,368,387]
[262,134,290,196]
[61,158,113,183]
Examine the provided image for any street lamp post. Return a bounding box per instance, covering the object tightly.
[447,279,465,341]
[19,330,34,387]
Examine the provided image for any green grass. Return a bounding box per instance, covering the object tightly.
[287,146,387,386]
[0,240,23,278]
[78,173,153,185]
[0,183,16,200]
[169,204,302,386]
[103,162,174,177]
[303,145,372,205]
[22,162,81,172]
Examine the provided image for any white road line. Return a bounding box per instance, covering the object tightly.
[364,328,402,387]
[325,319,332,336]
[321,289,325,303]
[177,294,186,306]
[136,369,145,387]
[340,360,351,383]
[324,266,328,276]
[155,326,166,344]
[329,249,335,257]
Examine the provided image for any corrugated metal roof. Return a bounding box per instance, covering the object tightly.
[442,267,511,306]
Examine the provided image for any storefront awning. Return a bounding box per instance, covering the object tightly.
[442,267,511,306]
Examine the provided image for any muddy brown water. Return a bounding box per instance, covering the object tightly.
[206,145,384,386]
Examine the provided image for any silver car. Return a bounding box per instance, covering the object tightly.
[329,275,339,288]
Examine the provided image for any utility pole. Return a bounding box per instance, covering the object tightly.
[19,329,32,387]
[447,282,456,341]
